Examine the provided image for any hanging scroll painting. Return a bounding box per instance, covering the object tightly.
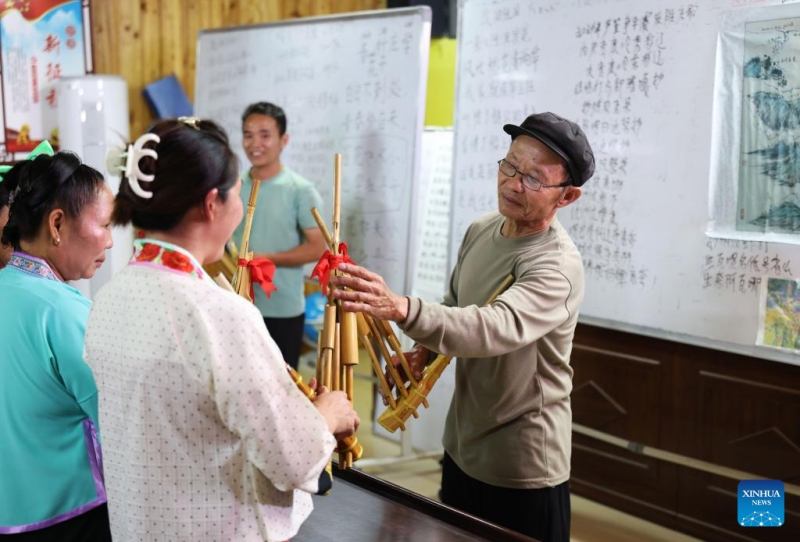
[708,2,800,245]
[737,17,800,236]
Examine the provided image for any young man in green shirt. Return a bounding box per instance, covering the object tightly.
[234,102,327,369]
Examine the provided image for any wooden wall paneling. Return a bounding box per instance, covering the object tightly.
[676,470,799,542]
[571,325,800,542]
[140,0,163,98]
[695,370,800,483]
[289,0,326,18]
[92,0,386,139]
[91,0,155,137]
[130,0,159,135]
[88,1,111,75]
[569,476,685,541]
[570,447,679,522]
[673,350,800,541]
[570,325,679,513]
[160,1,186,92]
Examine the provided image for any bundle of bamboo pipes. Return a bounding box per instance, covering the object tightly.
[376,274,514,432]
[307,236,502,434]
[231,177,260,302]
[309,206,426,436]
[310,155,514,450]
[310,154,363,469]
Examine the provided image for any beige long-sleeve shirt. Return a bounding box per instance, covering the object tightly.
[400,212,584,489]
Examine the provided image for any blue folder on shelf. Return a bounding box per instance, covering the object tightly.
[142,74,193,119]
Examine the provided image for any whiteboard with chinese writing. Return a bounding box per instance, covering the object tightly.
[452,0,800,365]
[194,8,431,294]
[408,128,455,451]
[372,129,455,450]
[412,129,454,304]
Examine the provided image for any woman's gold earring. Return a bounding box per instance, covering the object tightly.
[52,236,60,247]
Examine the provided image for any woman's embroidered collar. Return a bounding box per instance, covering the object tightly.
[131,238,205,280]
[7,252,60,282]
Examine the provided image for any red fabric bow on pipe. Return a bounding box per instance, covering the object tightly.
[238,256,277,299]
[311,242,355,295]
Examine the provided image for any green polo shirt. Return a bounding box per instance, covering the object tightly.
[234,167,323,318]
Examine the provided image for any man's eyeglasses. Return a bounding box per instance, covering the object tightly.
[497,159,571,192]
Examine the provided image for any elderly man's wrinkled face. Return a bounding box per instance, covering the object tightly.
[50,185,114,281]
[0,205,10,269]
[497,135,581,234]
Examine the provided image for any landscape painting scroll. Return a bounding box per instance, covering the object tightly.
[709,2,800,245]
[738,17,800,236]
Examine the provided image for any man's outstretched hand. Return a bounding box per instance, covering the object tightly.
[382,344,430,405]
[331,263,409,322]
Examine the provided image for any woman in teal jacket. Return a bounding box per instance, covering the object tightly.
[0,163,11,268]
[0,143,114,541]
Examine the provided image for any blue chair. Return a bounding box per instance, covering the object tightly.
[303,290,327,346]
[142,74,193,119]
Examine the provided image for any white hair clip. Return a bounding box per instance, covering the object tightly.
[178,116,201,130]
[106,133,161,199]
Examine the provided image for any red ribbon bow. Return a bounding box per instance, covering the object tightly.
[238,257,277,299]
[311,242,355,295]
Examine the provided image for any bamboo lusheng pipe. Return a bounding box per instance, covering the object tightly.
[232,179,261,300]
[355,313,398,411]
[375,318,423,393]
[378,274,516,433]
[335,435,362,468]
[316,330,323,385]
[332,322,341,392]
[213,272,235,292]
[239,177,261,257]
[287,364,363,464]
[288,363,317,400]
[311,206,400,410]
[329,153,354,467]
[214,221,362,465]
[317,301,364,467]
[310,207,333,247]
[332,154,342,250]
[339,311,359,404]
[320,304,337,390]
[311,154,362,467]
[364,314,415,408]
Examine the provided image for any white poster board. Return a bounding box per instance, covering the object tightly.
[195,8,431,294]
[452,0,800,366]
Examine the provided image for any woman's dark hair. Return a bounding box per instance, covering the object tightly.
[0,176,10,251]
[0,177,10,210]
[0,152,105,250]
[112,119,239,231]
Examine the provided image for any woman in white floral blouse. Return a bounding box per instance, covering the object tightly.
[84,119,359,542]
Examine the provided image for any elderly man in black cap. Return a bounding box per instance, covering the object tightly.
[332,112,594,542]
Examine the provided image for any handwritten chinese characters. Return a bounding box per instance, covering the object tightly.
[195,11,426,294]
[413,131,454,302]
[452,1,549,244]
[0,3,87,156]
[567,5,698,287]
[703,238,793,296]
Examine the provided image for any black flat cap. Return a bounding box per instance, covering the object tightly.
[503,112,595,187]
